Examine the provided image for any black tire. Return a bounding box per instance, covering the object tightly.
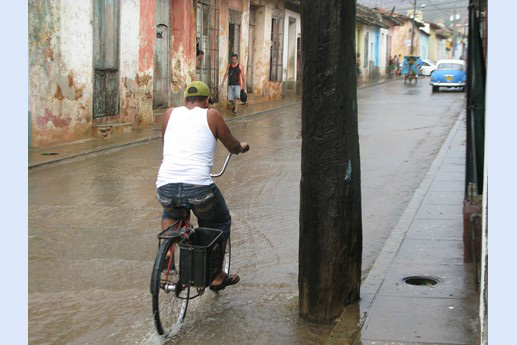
[151,239,190,336]
[432,86,439,93]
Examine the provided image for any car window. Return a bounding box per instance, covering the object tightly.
[423,62,430,66]
[437,63,463,70]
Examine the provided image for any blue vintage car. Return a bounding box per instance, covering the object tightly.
[430,59,466,92]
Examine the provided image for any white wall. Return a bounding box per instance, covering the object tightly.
[60,0,93,88]
[119,0,141,80]
[380,28,389,76]
[282,9,301,82]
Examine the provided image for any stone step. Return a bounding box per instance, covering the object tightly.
[92,122,132,138]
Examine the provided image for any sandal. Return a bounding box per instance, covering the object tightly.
[209,274,240,292]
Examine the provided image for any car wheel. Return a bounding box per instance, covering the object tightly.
[432,86,439,93]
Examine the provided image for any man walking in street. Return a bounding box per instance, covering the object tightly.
[222,54,245,115]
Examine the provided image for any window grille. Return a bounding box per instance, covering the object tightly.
[196,0,220,102]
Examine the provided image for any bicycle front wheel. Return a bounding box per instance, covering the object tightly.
[151,239,190,336]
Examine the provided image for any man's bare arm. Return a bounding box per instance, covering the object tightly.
[240,65,246,88]
[161,108,173,147]
[207,108,249,154]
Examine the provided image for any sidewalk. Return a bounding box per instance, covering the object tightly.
[28,95,300,170]
[325,110,479,344]
[29,78,393,171]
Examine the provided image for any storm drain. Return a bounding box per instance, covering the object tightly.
[41,152,59,156]
[403,276,440,286]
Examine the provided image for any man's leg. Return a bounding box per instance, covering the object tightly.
[234,86,239,114]
[162,218,174,231]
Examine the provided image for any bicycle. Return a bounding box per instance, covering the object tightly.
[150,154,234,336]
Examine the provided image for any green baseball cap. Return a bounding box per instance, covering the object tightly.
[185,81,211,98]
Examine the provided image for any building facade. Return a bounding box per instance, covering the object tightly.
[29,0,297,148]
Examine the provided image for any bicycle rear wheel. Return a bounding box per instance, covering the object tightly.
[151,239,190,335]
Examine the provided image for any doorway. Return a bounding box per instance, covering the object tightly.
[228,9,241,63]
[93,0,120,118]
[153,0,170,109]
[287,17,296,81]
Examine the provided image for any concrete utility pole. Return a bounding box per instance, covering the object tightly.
[410,0,417,55]
[299,0,363,323]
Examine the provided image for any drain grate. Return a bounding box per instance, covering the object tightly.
[403,276,439,286]
[41,152,59,156]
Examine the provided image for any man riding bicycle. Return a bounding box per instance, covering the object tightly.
[156,81,249,291]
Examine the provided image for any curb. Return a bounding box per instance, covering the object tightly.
[28,136,161,171]
[325,107,466,345]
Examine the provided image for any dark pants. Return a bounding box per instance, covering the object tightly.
[156,183,231,240]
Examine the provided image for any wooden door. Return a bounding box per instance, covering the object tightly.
[153,0,170,109]
[93,0,120,118]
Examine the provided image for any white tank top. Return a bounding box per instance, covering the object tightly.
[156,106,217,187]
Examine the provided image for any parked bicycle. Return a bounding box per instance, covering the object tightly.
[150,154,234,336]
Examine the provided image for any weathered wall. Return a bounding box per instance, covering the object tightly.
[29,0,93,147]
[379,28,389,76]
[357,24,377,81]
[119,0,154,128]
[428,29,437,61]
[29,0,160,148]
[170,0,196,106]
[419,31,429,59]
[392,21,420,58]
[245,0,283,101]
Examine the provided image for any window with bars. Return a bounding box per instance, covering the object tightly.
[269,17,284,82]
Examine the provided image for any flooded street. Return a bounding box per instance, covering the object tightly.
[29,80,464,344]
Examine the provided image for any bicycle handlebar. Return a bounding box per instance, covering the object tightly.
[210,153,233,178]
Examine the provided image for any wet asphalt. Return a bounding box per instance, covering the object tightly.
[28,79,465,345]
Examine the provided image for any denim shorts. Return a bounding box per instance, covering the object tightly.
[156,183,231,239]
[228,85,241,101]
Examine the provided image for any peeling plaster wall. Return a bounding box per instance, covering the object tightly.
[29,0,158,148]
[29,0,93,148]
[119,0,154,127]
[170,0,196,107]
[392,21,420,58]
[243,0,283,102]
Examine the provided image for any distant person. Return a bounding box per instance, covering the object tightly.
[389,56,396,78]
[196,50,204,70]
[396,54,401,76]
[222,54,245,115]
